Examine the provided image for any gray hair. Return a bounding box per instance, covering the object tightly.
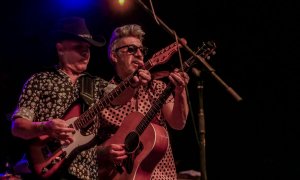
[108,24,145,56]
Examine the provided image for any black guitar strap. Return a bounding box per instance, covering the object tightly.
[79,74,96,107]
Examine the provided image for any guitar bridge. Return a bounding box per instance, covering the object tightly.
[41,151,67,175]
[123,142,144,174]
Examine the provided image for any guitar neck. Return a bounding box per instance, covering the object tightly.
[73,60,155,129]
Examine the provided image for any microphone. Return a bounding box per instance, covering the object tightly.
[191,67,201,78]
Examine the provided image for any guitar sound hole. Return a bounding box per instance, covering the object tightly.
[124,132,139,153]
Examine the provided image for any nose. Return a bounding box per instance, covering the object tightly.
[134,52,144,65]
[81,49,90,58]
[134,48,144,59]
[135,49,142,55]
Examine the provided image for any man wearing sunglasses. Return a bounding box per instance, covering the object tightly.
[96,24,190,179]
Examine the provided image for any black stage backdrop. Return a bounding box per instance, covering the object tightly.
[0,0,299,179]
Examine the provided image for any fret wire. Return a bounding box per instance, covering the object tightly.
[136,117,146,134]
[104,97,110,105]
[82,116,87,126]
[78,120,82,128]
[116,88,121,95]
[136,85,174,134]
[98,101,104,111]
[90,108,96,117]
[85,113,91,123]
[74,119,79,129]
[80,115,86,125]
[77,118,83,128]
[108,93,114,101]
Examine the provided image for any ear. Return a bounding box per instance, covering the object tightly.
[56,42,64,54]
[110,51,118,64]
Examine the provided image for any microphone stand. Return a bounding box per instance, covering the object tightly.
[197,79,207,180]
[192,67,207,180]
[134,0,243,102]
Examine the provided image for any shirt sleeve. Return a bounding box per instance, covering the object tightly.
[11,74,41,121]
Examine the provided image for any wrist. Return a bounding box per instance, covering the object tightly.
[35,121,49,134]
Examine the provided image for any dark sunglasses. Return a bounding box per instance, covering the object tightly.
[114,44,148,56]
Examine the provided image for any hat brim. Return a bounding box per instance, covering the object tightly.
[53,31,106,47]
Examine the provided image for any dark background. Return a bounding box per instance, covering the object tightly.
[1,0,299,179]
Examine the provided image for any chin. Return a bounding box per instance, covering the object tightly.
[78,65,88,72]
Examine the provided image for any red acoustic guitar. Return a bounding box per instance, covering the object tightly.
[98,41,216,180]
[27,39,187,179]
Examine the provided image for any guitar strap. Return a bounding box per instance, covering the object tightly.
[79,74,96,107]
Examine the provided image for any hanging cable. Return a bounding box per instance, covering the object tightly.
[149,0,160,25]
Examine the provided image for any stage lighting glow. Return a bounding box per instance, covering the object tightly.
[59,0,91,9]
[118,0,125,6]
[108,0,134,12]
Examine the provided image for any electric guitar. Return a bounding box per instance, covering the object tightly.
[98,41,216,180]
[27,39,187,179]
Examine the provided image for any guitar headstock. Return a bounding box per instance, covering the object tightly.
[147,38,187,68]
[197,41,217,60]
[181,41,217,72]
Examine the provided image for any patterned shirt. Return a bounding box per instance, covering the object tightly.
[98,78,177,180]
[12,67,110,180]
